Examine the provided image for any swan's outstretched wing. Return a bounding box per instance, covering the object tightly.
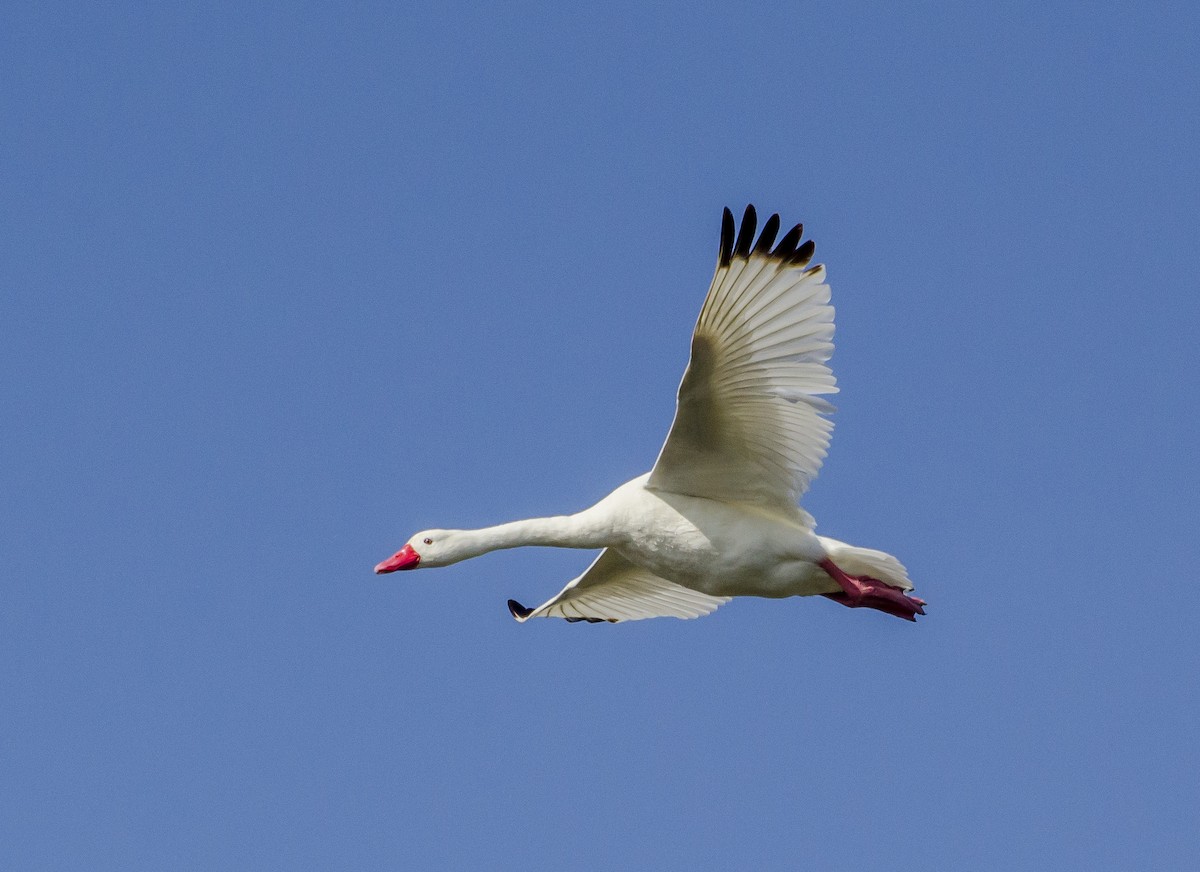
[507,548,729,623]
[647,205,836,511]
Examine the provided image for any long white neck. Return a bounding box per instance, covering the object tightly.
[452,512,611,562]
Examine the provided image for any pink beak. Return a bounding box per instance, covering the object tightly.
[375,544,421,573]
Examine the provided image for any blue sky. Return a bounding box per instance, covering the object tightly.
[3,2,1198,868]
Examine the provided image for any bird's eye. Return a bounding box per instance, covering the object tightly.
[423,537,433,545]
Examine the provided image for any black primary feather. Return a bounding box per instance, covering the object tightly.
[733,204,757,259]
[754,213,781,255]
[718,207,735,267]
[773,223,803,260]
[507,599,534,620]
[788,238,815,267]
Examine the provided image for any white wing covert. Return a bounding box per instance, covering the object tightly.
[507,548,730,623]
[647,206,837,512]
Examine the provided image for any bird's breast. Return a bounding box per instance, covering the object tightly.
[604,483,828,597]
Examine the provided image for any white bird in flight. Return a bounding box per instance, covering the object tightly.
[376,206,925,623]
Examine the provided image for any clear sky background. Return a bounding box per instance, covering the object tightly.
[3,2,1198,869]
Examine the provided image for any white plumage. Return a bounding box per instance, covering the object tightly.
[376,206,925,623]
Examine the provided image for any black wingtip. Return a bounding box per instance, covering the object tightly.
[773,223,802,259]
[720,207,816,268]
[718,207,735,267]
[507,599,534,620]
[753,213,780,255]
[788,238,816,267]
[733,204,757,258]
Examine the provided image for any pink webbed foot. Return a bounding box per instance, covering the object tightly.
[818,558,927,622]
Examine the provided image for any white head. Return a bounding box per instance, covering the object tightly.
[374,529,475,573]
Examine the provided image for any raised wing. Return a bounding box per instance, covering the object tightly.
[507,548,730,623]
[647,205,836,511]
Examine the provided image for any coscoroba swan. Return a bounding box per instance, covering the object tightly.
[376,206,925,623]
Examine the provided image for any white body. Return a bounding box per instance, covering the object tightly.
[583,474,832,598]
[383,207,915,623]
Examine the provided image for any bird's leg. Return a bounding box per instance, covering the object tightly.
[818,558,927,622]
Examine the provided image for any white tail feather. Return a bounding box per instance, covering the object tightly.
[818,536,913,591]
